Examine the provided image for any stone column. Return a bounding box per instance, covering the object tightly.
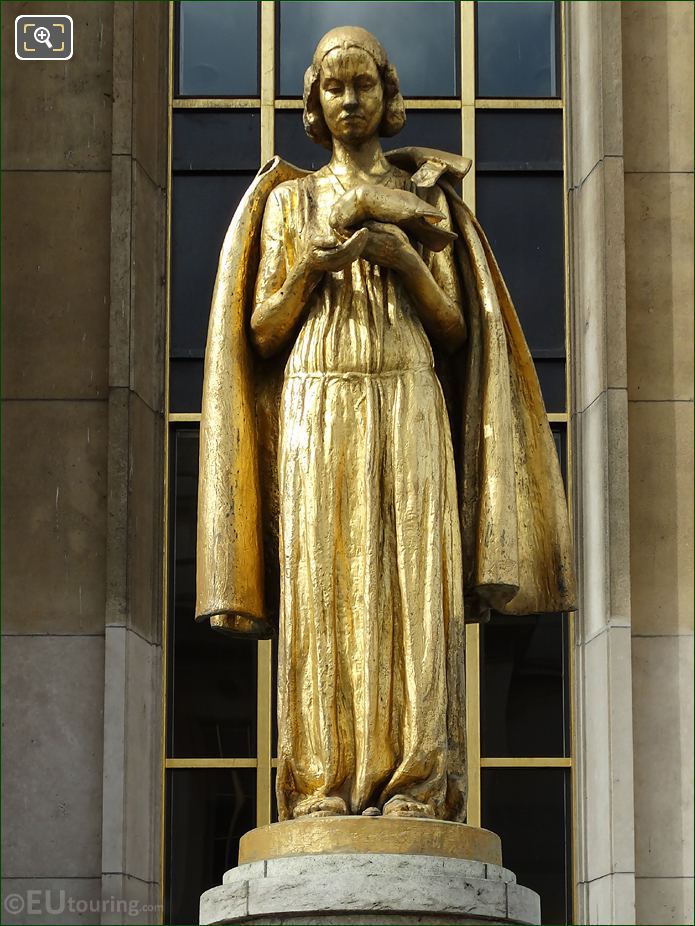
[566,3,637,923]
[101,1,168,921]
[2,3,169,923]
[621,3,694,924]
[2,1,114,917]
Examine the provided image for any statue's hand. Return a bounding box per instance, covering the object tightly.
[303,228,369,274]
[361,222,416,271]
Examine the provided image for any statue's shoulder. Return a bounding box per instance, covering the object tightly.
[267,177,301,200]
[253,156,321,212]
[271,163,343,202]
[256,156,310,188]
[243,156,310,211]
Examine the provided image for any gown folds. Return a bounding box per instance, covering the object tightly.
[253,167,466,820]
[195,151,577,825]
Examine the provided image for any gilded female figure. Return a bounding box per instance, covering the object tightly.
[252,27,467,822]
[195,27,575,826]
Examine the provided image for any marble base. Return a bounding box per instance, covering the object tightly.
[199,852,541,925]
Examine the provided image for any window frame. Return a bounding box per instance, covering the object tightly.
[161,3,575,922]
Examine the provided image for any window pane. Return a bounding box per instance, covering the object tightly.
[476,110,562,172]
[476,1,559,99]
[171,172,255,369]
[275,109,461,171]
[482,768,572,924]
[552,424,567,488]
[166,768,256,924]
[170,358,204,414]
[383,110,462,156]
[275,111,331,172]
[173,110,260,172]
[536,359,565,414]
[481,613,568,757]
[168,428,257,758]
[476,173,565,356]
[278,1,459,98]
[178,1,259,97]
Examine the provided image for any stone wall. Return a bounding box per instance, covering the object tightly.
[622,2,694,923]
[2,0,114,915]
[566,3,636,921]
[567,3,694,924]
[1,2,168,922]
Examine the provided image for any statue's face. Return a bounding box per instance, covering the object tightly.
[319,47,384,145]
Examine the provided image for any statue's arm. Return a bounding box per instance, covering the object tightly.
[362,186,466,352]
[418,185,467,348]
[250,187,316,358]
[250,185,369,358]
[251,271,320,360]
[397,246,466,352]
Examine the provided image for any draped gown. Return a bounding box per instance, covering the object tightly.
[253,165,467,822]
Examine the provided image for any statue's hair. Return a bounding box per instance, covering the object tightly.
[302,51,406,151]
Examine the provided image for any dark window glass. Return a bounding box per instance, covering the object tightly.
[275,110,331,172]
[476,110,562,172]
[173,110,260,172]
[535,359,565,414]
[170,359,204,414]
[275,109,461,171]
[166,768,256,924]
[382,110,461,156]
[481,613,568,757]
[476,173,564,357]
[278,1,459,98]
[170,113,260,411]
[482,768,572,924]
[170,172,255,411]
[168,428,257,758]
[476,1,560,99]
[177,1,259,97]
[552,424,567,487]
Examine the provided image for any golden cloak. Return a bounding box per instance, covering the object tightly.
[195,149,576,636]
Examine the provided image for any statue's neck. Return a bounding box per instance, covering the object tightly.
[329,137,390,181]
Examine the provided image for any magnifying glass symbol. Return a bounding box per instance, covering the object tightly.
[33,26,53,49]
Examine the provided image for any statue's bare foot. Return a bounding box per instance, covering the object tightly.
[382,794,435,819]
[293,795,348,818]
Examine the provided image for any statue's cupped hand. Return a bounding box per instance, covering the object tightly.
[301,224,415,275]
[360,222,414,272]
[302,228,370,274]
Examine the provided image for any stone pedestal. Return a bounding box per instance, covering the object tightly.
[199,819,541,925]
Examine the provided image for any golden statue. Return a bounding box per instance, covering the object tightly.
[196,27,576,825]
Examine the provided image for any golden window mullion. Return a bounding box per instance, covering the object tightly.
[256,0,276,830]
[460,0,481,830]
[160,4,176,918]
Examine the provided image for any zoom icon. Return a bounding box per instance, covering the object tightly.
[15,15,73,60]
